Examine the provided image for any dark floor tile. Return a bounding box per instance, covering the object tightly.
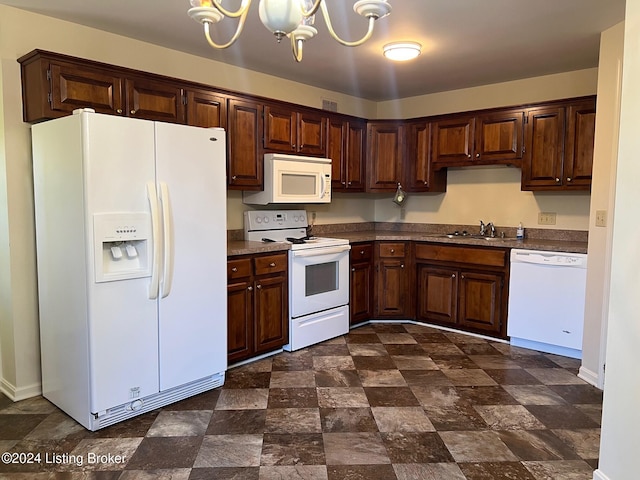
[272,351,313,371]
[384,344,426,356]
[423,404,488,431]
[456,386,519,405]
[320,408,377,432]
[328,464,397,480]
[433,356,478,370]
[88,411,159,439]
[400,370,453,387]
[260,433,325,466]
[307,344,351,356]
[381,432,455,463]
[352,356,397,370]
[224,371,272,389]
[267,388,318,408]
[511,355,560,369]
[411,332,452,343]
[457,343,502,355]
[345,334,381,344]
[458,461,537,479]
[547,384,604,404]
[163,389,220,411]
[371,323,409,333]
[364,387,420,407]
[206,409,266,434]
[525,405,602,429]
[125,436,203,470]
[484,368,543,385]
[189,467,259,479]
[496,429,582,461]
[0,414,48,440]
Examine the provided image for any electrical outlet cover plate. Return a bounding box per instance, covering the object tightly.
[538,212,557,225]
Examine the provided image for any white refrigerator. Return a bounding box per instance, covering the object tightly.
[32,109,227,430]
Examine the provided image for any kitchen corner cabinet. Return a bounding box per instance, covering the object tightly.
[374,242,413,318]
[227,252,288,364]
[349,242,374,325]
[404,121,447,192]
[328,117,366,192]
[414,243,508,338]
[521,96,596,191]
[227,97,264,190]
[366,122,405,192]
[263,104,328,156]
[18,50,186,123]
[431,109,524,168]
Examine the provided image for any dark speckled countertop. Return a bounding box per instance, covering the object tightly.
[227,222,588,257]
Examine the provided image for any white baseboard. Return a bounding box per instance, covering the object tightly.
[0,377,42,401]
[593,468,611,480]
[578,365,602,389]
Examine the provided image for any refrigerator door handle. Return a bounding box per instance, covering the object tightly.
[147,181,162,300]
[159,182,174,298]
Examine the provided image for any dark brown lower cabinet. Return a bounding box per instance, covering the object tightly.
[374,242,413,319]
[227,252,288,364]
[350,242,374,325]
[414,243,508,339]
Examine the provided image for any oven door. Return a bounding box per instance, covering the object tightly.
[289,244,351,318]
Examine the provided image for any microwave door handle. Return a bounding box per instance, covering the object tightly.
[320,174,326,198]
[292,245,351,257]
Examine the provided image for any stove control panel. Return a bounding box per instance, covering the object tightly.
[245,209,308,231]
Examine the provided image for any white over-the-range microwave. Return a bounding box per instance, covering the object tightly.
[242,153,331,205]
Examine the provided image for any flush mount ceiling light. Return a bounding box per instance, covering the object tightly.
[188,0,392,62]
[383,41,421,61]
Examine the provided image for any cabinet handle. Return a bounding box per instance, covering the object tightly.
[401,264,405,269]
[467,154,471,158]
[567,177,572,182]
[231,175,237,181]
[555,178,560,183]
[360,250,365,255]
[352,268,356,272]
[231,267,238,272]
[461,274,465,279]
[341,181,346,185]
[256,284,262,289]
[348,181,352,185]
[116,108,123,114]
[247,286,253,291]
[423,181,428,185]
[130,109,136,115]
[476,153,480,158]
[390,249,395,253]
[269,262,276,267]
[451,273,456,278]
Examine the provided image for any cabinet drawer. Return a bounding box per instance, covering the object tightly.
[351,243,373,262]
[378,242,406,258]
[415,243,507,268]
[227,258,252,279]
[254,253,288,276]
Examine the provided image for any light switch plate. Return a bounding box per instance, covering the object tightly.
[595,210,607,227]
[538,212,557,225]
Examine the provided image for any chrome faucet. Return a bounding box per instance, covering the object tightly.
[487,222,496,238]
[479,220,486,236]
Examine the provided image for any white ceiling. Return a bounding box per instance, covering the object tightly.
[0,0,626,101]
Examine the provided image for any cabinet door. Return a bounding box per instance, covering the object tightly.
[475,110,524,164]
[227,279,254,363]
[186,89,227,128]
[564,99,596,189]
[49,62,124,116]
[367,122,404,192]
[125,78,185,123]
[350,243,374,325]
[227,98,264,189]
[375,259,409,317]
[264,105,296,153]
[416,265,458,325]
[254,274,289,354]
[405,121,447,192]
[298,111,327,156]
[521,106,565,189]
[328,117,347,190]
[431,116,475,166]
[458,271,503,335]
[345,120,366,191]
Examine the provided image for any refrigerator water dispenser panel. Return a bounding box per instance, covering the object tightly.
[93,213,151,282]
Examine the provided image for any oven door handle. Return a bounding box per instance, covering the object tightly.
[292,245,351,257]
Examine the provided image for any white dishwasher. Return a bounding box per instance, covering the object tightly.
[507,249,587,359]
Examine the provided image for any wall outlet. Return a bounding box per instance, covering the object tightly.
[310,211,316,222]
[595,210,607,227]
[538,212,557,225]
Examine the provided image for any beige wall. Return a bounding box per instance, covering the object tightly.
[0,3,598,397]
[580,23,624,389]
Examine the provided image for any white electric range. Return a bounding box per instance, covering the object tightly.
[244,210,351,351]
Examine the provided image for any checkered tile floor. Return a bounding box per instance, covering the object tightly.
[0,323,602,479]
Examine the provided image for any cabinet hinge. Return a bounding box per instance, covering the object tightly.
[46,69,51,81]
[522,146,526,154]
[47,92,52,104]
[182,90,187,105]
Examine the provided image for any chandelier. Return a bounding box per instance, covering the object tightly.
[188,0,392,62]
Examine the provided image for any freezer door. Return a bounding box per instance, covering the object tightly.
[154,123,227,390]
[84,113,160,413]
